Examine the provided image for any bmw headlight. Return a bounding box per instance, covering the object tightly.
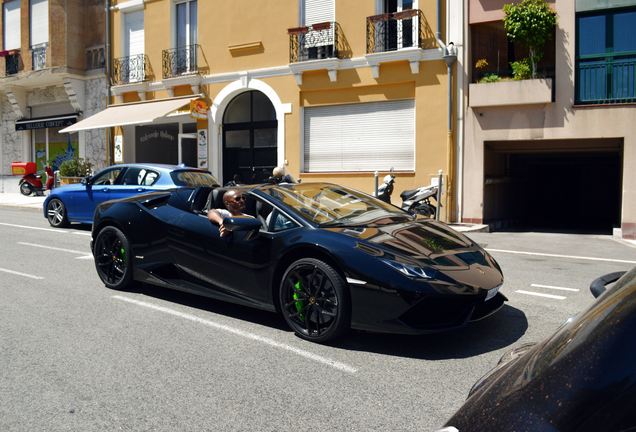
[381,258,433,279]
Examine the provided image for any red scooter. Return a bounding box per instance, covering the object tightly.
[12,162,54,196]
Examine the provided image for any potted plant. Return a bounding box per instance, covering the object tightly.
[503,0,557,79]
[58,157,93,185]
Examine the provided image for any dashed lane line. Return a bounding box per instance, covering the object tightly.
[0,222,67,233]
[17,242,93,260]
[530,283,579,292]
[486,248,636,264]
[113,295,358,374]
[515,290,566,300]
[0,267,44,280]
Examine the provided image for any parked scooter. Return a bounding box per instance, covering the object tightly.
[375,172,438,218]
[13,162,54,196]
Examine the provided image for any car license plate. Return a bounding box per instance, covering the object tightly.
[485,285,500,302]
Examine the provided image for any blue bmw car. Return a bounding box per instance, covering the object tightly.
[43,163,219,227]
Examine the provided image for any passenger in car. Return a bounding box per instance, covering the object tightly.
[207,189,254,237]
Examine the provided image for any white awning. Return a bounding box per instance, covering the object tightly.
[60,95,201,133]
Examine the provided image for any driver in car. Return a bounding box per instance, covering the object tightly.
[207,189,254,237]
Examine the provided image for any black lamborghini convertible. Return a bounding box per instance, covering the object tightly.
[91,182,506,343]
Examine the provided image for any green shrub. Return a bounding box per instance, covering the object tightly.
[59,157,94,177]
[510,59,532,80]
[480,73,501,83]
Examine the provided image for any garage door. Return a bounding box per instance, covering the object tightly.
[303,100,415,172]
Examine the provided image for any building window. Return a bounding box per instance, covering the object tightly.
[303,100,415,172]
[30,0,48,47]
[3,0,21,51]
[33,127,79,172]
[176,0,197,48]
[576,7,636,104]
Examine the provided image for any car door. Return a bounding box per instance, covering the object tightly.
[66,167,123,222]
[112,167,162,200]
[173,193,282,305]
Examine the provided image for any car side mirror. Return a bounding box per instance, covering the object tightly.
[223,217,262,240]
[81,175,92,185]
[589,271,626,298]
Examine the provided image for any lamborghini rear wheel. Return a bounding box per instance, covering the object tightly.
[93,226,134,291]
[279,258,350,343]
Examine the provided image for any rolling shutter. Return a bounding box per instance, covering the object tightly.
[3,0,21,50]
[30,0,49,47]
[304,100,415,172]
[303,0,334,25]
[124,10,144,56]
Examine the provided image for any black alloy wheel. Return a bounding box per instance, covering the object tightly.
[93,226,134,290]
[46,198,69,228]
[19,181,33,196]
[279,258,350,343]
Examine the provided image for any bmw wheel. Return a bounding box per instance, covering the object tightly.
[93,226,134,291]
[279,258,350,343]
[19,181,33,196]
[46,198,69,228]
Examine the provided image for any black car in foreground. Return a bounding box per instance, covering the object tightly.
[91,182,505,343]
[442,268,636,431]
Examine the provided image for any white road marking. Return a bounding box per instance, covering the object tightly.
[72,232,92,236]
[113,295,358,374]
[486,248,636,264]
[0,222,66,233]
[18,242,88,255]
[515,290,566,300]
[75,255,94,260]
[0,267,44,280]
[531,283,579,292]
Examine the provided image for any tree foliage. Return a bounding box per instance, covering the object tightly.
[503,0,557,78]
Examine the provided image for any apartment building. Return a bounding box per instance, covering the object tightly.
[65,0,463,220]
[0,0,108,174]
[462,0,636,239]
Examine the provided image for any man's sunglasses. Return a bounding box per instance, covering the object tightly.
[233,195,246,202]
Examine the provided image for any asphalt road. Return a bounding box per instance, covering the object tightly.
[1,205,636,431]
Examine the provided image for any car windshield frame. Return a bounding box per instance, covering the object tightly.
[261,183,413,227]
[170,170,219,187]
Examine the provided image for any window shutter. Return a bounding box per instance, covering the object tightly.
[303,0,334,25]
[3,0,21,50]
[304,100,415,172]
[30,0,49,47]
[124,10,144,56]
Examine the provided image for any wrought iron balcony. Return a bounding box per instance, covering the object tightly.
[577,57,636,104]
[162,44,199,79]
[366,9,424,54]
[112,54,150,85]
[4,52,21,75]
[288,21,343,63]
[31,45,46,70]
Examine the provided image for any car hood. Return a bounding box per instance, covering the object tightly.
[327,219,503,290]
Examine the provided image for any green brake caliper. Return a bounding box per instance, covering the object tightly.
[293,281,305,322]
[119,247,126,260]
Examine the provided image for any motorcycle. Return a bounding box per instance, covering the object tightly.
[13,162,54,196]
[375,172,439,218]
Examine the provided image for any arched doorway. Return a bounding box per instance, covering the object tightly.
[222,90,277,184]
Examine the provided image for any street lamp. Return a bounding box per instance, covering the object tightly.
[442,42,457,222]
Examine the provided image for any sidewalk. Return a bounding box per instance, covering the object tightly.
[0,176,47,209]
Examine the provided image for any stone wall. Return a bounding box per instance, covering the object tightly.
[84,76,109,170]
[0,93,22,176]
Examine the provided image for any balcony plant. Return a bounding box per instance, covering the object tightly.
[503,0,557,78]
[58,157,93,185]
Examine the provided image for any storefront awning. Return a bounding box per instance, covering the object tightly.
[59,95,201,133]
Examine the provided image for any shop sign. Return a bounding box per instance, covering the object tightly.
[190,98,209,120]
[15,115,77,131]
[114,135,123,163]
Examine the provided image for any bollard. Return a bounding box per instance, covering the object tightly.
[436,170,443,221]
[374,170,379,196]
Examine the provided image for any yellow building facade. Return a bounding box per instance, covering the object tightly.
[101,0,457,218]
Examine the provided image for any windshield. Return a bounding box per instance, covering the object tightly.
[170,170,219,187]
[263,183,412,226]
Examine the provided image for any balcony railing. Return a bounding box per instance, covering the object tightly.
[288,21,342,63]
[31,45,47,70]
[366,9,423,54]
[4,52,21,75]
[162,44,199,79]
[86,45,105,70]
[577,57,636,104]
[112,54,150,85]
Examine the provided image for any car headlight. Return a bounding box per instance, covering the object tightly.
[381,258,433,279]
